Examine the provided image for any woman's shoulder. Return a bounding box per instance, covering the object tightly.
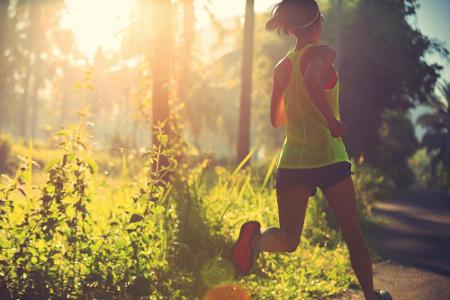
[273,55,292,86]
[274,55,292,72]
[309,43,336,52]
[303,44,336,62]
[274,54,292,76]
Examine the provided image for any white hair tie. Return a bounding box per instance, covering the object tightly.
[298,9,321,29]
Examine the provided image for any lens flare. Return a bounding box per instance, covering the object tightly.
[204,284,251,300]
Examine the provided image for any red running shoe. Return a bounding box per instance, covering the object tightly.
[231,221,261,276]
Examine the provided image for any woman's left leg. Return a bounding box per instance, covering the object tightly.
[322,176,377,300]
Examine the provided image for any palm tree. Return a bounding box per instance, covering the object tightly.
[236,0,255,166]
[418,82,450,189]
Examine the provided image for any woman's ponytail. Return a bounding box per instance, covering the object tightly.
[265,2,289,35]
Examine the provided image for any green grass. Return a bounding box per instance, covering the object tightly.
[0,134,386,299]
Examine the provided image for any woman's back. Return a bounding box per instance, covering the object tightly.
[277,45,350,169]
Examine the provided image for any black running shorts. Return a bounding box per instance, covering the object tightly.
[275,161,353,196]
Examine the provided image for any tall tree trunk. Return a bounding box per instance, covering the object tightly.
[151,0,173,172]
[30,3,43,139]
[20,2,39,139]
[178,0,194,102]
[0,0,10,131]
[20,66,31,138]
[236,0,255,166]
[152,0,172,129]
[30,58,42,139]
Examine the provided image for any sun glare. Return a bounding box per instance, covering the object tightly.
[61,0,135,59]
[61,0,278,60]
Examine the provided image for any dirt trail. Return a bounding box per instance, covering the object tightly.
[325,189,450,300]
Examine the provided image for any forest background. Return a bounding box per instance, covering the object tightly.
[0,0,449,299]
[0,0,449,189]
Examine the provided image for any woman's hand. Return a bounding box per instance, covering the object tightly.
[328,119,348,137]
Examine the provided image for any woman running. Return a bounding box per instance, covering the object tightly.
[231,1,392,299]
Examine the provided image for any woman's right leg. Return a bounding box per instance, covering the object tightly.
[322,176,377,300]
[259,184,311,253]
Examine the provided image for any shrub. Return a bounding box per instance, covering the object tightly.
[0,133,380,299]
[0,134,12,173]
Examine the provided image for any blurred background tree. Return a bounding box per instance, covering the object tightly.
[13,0,68,139]
[236,0,254,166]
[377,110,419,188]
[0,0,448,190]
[418,82,450,191]
[0,0,12,132]
[335,0,446,167]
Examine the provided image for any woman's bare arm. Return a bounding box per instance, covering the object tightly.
[270,58,290,128]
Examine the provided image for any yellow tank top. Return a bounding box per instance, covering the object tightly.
[277,45,350,169]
